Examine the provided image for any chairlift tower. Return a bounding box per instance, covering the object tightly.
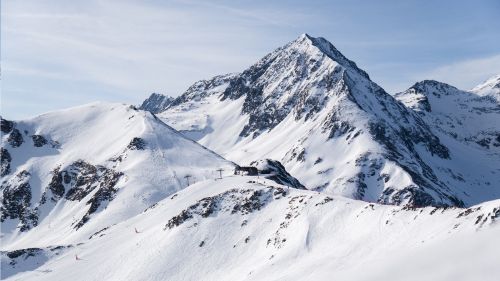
[216,168,224,179]
[184,175,192,186]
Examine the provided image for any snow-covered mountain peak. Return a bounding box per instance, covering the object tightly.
[291,33,370,80]
[471,74,500,102]
[394,80,462,112]
[165,34,372,121]
[396,79,500,151]
[155,34,500,208]
[472,74,500,92]
[410,80,461,95]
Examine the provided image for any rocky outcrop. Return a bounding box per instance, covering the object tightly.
[139,93,175,114]
[1,245,73,279]
[1,117,14,134]
[50,160,124,229]
[1,147,11,176]
[32,135,48,147]
[0,160,123,231]
[127,137,146,150]
[0,170,37,231]
[165,187,288,229]
[7,129,24,148]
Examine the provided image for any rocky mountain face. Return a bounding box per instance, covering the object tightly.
[157,34,500,208]
[139,93,175,113]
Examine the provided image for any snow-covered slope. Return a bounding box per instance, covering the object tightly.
[471,74,500,102]
[156,34,499,207]
[0,102,235,248]
[395,80,500,150]
[2,176,499,280]
[139,93,175,113]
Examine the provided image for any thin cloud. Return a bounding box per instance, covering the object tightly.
[417,54,500,90]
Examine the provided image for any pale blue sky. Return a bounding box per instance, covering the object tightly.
[2,0,500,119]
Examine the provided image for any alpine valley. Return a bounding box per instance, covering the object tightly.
[2,34,500,281]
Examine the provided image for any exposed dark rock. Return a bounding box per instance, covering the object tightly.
[75,179,122,229]
[379,186,436,208]
[1,118,14,134]
[166,74,236,109]
[64,161,100,201]
[348,172,368,200]
[322,109,356,140]
[5,248,43,260]
[127,137,146,150]
[165,187,287,230]
[45,167,65,202]
[165,209,193,229]
[1,170,38,231]
[139,93,175,114]
[36,160,123,229]
[1,245,73,279]
[89,226,111,239]
[31,135,48,147]
[1,147,12,176]
[315,196,333,206]
[7,129,24,148]
[48,160,123,229]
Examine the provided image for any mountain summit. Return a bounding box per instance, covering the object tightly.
[155,34,500,207]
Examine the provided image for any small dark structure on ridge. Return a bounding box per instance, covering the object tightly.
[234,166,258,176]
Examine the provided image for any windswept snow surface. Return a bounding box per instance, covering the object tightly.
[2,176,499,281]
[1,102,235,249]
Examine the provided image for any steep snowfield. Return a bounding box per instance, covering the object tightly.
[1,102,235,248]
[471,74,500,102]
[158,34,500,207]
[2,176,499,280]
